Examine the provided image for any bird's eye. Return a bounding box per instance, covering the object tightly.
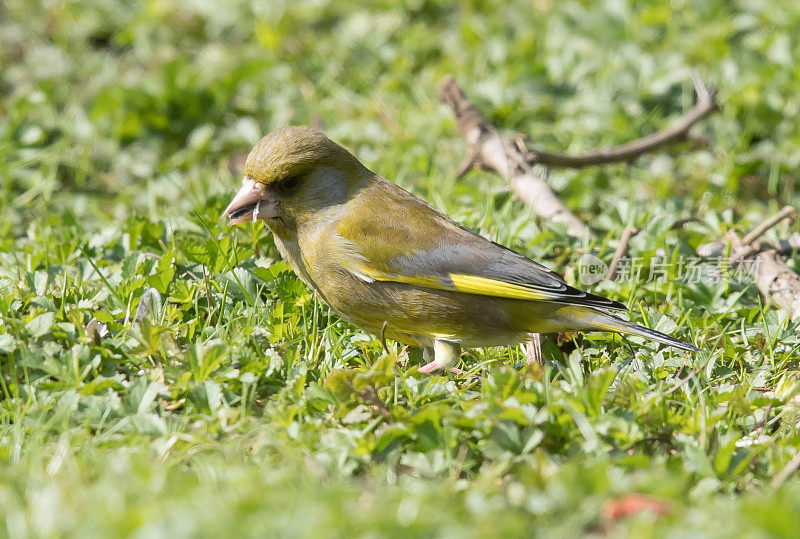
[275,175,301,195]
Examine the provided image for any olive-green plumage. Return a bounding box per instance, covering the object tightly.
[224,125,698,373]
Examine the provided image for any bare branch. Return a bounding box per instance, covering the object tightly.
[510,173,590,237]
[358,385,392,418]
[727,206,797,266]
[605,226,639,280]
[439,74,719,238]
[455,150,479,179]
[697,233,800,259]
[660,368,699,397]
[696,206,798,262]
[765,234,800,257]
[741,205,797,246]
[526,73,719,168]
[439,76,590,237]
[697,207,800,320]
[754,250,800,320]
[772,442,800,489]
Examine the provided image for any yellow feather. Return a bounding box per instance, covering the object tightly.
[358,267,549,301]
[449,274,548,300]
[359,267,441,289]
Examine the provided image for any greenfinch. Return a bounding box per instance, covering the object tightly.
[224,126,698,373]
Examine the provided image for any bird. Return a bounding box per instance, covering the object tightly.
[223,126,698,373]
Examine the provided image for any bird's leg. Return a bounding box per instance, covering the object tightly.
[525,334,543,365]
[419,340,461,374]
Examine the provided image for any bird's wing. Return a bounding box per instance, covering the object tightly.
[335,179,625,312]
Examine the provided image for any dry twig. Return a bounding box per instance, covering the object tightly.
[660,368,699,397]
[697,233,800,258]
[526,73,718,168]
[771,450,800,490]
[754,249,800,319]
[358,385,392,418]
[439,76,590,238]
[439,74,718,237]
[605,226,639,280]
[697,206,800,320]
[730,206,798,265]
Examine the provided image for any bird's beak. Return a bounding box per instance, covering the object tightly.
[223,178,278,225]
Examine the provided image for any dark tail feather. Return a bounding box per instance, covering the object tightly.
[595,312,700,352]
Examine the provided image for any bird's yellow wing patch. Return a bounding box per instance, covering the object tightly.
[358,266,550,301]
[448,274,548,300]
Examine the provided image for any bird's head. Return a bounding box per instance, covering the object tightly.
[224,125,369,226]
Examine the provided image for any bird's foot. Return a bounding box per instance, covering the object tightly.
[418,361,444,374]
[418,340,462,374]
[418,362,466,375]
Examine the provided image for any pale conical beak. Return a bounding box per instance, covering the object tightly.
[223,178,278,225]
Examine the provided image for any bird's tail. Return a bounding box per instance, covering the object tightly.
[579,308,700,352]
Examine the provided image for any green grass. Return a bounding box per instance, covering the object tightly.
[2,0,800,535]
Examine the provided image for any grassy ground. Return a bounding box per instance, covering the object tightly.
[2,0,800,536]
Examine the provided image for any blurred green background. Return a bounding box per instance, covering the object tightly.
[2,0,800,536]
